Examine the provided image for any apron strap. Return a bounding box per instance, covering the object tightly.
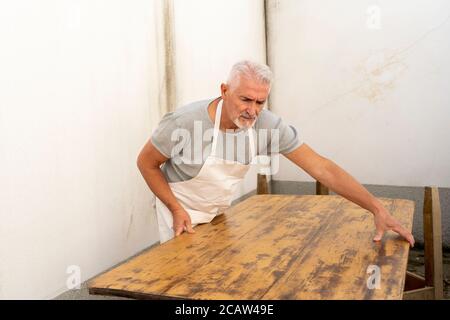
[248,127,256,160]
[210,99,257,160]
[210,99,223,157]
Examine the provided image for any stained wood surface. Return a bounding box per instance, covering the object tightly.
[88,195,414,300]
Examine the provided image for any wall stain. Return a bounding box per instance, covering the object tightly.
[355,51,408,103]
[162,0,176,113]
[126,213,134,240]
[308,13,450,116]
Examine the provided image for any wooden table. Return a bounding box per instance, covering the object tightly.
[88,195,414,300]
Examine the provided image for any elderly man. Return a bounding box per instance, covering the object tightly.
[137,60,415,246]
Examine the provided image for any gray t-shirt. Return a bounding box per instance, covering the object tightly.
[151,97,303,183]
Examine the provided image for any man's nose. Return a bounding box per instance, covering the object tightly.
[247,103,257,117]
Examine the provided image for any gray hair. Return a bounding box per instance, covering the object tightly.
[227,60,273,90]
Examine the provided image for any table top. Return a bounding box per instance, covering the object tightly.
[88,194,414,300]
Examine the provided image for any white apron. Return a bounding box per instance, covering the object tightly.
[155,99,256,243]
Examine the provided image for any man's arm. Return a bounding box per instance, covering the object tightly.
[137,139,195,236]
[284,143,415,247]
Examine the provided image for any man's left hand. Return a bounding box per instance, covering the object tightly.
[373,207,415,247]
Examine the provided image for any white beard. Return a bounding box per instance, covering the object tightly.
[233,116,256,129]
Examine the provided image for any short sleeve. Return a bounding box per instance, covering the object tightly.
[259,110,304,155]
[151,112,185,158]
[277,121,304,154]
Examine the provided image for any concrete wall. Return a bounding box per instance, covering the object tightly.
[0,0,161,299]
[266,0,450,188]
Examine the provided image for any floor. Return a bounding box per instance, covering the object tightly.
[407,247,450,299]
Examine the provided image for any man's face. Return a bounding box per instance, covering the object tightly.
[222,76,270,129]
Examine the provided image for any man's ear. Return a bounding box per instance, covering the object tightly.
[220,83,228,99]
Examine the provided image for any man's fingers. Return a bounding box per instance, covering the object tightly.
[186,222,195,234]
[407,234,415,247]
[373,229,384,242]
[174,225,184,236]
[392,225,415,247]
[174,219,195,237]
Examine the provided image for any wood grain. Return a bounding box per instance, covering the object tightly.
[88,195,414,300]
[423,186,444,299]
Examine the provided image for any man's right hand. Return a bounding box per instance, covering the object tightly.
[172,208,196,237]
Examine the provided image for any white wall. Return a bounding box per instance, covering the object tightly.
[0,0,267,299]
[171,0,267,198]
[0,0,161,299]
[267,0,450,187]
